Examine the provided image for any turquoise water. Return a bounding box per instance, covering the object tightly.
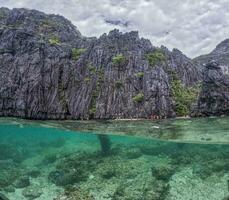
[0,118,229,199]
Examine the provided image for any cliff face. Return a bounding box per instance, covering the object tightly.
[194,39,229,75]
[193,39,229,117]
[0,8,202,119]
[192,61,229,116]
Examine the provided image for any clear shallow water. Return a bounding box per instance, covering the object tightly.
[0,118,229,200]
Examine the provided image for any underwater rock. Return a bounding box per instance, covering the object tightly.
[0,167,21,188]
[48,169,88,186]
[112,178,169,200]
[0,144,25,162]
[14,176,30,188]
[96,159,124,179]
[54,186,94,200]
[0,193,9,200]
[48,170,66,186]
[3,186,15,193]
[151,163,175,181]
[50,153,98,186]
[27,169,41,178]
[22,185,42,200]
[167,167,228,200]
[100,168,117,179]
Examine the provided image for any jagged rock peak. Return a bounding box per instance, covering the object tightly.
[205,60,221,70]
[214,39,229,52]
[192,61,229,116]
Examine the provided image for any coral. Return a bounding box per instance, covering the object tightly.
[49,153,97,186]
[151,162,175,181]
[54,186,94,200]
[112,178,169,200]
[14,176,30,188]
[22,185,42,200]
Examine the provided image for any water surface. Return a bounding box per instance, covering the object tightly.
[0,117,229,200]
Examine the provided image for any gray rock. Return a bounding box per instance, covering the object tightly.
[194,39,229,75]
[14,176,30,188]
[192,61,229,116]
[22,185,42,200]
[0,193,9,200]
[3,186,15,193]
[0,7,203,119]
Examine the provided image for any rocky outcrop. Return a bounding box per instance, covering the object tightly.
[193,61,229,116]
[194,39,229,75]
[0,7,202,119]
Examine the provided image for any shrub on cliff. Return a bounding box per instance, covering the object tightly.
[146,49,166,66]
[133,93,144,103]
[48,36,60,45]
[135,72,144,78]
[71,48,86,60]
[171,79,199,116]
[112,54,126,66]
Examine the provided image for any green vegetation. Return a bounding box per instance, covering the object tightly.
[84,77,91,82]
[133,93,144,103]
[89,107,96,116]
[71,48,86,60]
[115,80,123,89]
[171,79,200,116]
[88,65,96,73]
[135,72,144,78]
[48,36,60,45]
[146,49,166,66]
[41,19,57,28]
[112,54,126,66]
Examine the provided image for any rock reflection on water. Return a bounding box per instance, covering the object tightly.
[0,118,229,200]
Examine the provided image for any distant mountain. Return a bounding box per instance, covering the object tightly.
[0,7,223,120]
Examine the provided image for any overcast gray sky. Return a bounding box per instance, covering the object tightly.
[0,0,228,58]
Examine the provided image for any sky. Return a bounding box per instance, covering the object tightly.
[0,0,228,58]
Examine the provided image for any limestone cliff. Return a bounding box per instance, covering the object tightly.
[0,8,203,119]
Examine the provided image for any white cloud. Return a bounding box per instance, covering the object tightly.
[0,0,228,58]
